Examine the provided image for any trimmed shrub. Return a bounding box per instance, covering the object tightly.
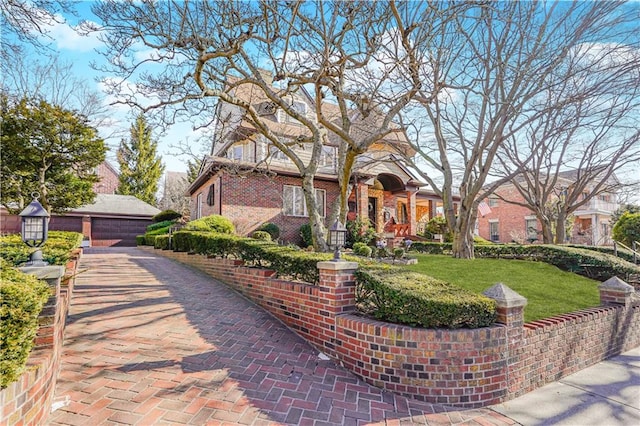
[185,215,235,234]
[355,266,497,329]
[136,235,146,246]
[0,231,83,267]
[352,242,370,256]
[346,217,376,248]
[299,223,313,247]
[152,209,182,223]
[258,222,280,240]
[252,230,272,241]
[612,212,640,247]
[0,259,51,388]
[154,234,171,250]
[393,248,405,259]
[147,220,175,232]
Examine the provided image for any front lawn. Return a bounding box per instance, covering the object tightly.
[405,254,600,322]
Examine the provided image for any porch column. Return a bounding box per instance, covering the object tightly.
[406,190,417,236]
[356,182,368,223]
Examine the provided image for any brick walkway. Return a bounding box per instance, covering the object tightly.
[49,247,518,425]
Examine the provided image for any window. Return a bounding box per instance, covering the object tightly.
[283,185,326,217]
[319,146,336,169]
[227,145,243,161]
[525,218,537,240]
[279,100,307,123]
[207,184,215,206]
[489,221,499,242]
[268,145,288,161]
[195,193,203,219]
[488,196,499,207]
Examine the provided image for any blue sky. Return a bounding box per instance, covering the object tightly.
[18,1,201,174]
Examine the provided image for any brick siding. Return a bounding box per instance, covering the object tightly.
[148,247,640,408]
[191,172,341,244]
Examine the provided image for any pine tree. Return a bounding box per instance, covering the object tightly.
[116,114,164,206]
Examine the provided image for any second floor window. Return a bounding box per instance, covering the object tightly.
[269,145,289,161]
[283,185,325,217]
[227,145,243,161]
[488,196,499,207]
[319,146,336,169]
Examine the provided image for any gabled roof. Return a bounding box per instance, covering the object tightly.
[69,194,161,218]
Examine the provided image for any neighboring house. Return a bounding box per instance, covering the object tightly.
[477,171,619,246]
[93,160,120,194]
[189,72,457,244]
[158,171,190,217]
[1,161,160,246]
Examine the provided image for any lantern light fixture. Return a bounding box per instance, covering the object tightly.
[19,194,50,266]
[327,220,348,261]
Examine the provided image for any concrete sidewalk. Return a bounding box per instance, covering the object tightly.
[492,346,640,425]
[48,247,638,425]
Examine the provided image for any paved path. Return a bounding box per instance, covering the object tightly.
[48,247,516,425]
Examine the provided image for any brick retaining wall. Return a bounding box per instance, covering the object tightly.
[146,247,640,408]
[0,250,81,425]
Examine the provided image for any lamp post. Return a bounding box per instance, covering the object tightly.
[19,195,50,267]
[327,220,347,261]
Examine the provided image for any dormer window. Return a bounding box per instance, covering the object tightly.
[278,100,307,124]
[319,146,336,170]
[268,145,288,161]
[227,145,244,161]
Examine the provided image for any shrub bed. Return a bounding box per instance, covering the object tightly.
[0,231,83,267]
[409,242,640,281]
[164,229,496,328]
[0,259,51,388]
[355,265,497,329]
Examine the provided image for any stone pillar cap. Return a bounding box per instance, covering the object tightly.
[483,282,527,308]
[317,261,359,271]
[599,276,634,293]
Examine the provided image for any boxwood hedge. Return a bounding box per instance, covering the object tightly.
[0,260,52,388]
[163,230,497,328]
[0,231,83,267]
[355,265,497,329]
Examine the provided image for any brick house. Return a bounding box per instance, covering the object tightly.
[189,74,456,245]
[477,171,619,246]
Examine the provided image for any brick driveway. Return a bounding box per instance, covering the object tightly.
[49,247,517,425]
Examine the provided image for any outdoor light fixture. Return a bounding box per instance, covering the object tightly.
[19,195,50,266]
[328,220,347,261]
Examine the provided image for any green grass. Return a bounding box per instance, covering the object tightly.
[406,254,600,323]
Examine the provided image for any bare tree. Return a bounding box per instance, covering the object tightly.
[90,0,441,250]
[395,1,639,258]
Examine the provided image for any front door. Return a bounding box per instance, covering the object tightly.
[368,197,377,228]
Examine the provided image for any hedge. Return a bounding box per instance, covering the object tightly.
[163,229,496,328]
[565,244,638,264]
[0,231,83,267]
[0,259,52,388]
[355,265,497,329]
[409,242,640,281]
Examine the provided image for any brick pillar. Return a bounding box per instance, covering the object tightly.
[81,215,91,240]
[356,182,369,223]
[406,190,417,236]
[19,266,65,349]
[316,261,358,357]
[599,276,634,306]
[483,283,527,398]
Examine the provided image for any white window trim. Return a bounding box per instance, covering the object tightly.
[196,193,203,219]
[283,185,326,217]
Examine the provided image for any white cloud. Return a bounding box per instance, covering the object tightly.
[40,14,103,52]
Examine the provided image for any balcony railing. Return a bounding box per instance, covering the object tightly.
[575,199,618,214]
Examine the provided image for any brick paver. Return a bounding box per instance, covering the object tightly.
[49,247,518,425]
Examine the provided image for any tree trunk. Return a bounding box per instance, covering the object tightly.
[540,218,554,244]
[301,174,328,252]
[451,204,475,259]
[554,212,567,244]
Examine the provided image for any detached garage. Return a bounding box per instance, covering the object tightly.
[1,194,160,247]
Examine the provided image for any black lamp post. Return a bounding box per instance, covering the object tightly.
[19,196,50,266]
[328,220,347,261]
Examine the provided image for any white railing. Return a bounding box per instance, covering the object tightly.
[575,199,618,213]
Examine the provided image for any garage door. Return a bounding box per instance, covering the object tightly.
[91,217,152,247]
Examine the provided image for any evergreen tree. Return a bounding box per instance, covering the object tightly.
[1,95,106,213]
[186,157,202,183]
[116,114,164,206]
